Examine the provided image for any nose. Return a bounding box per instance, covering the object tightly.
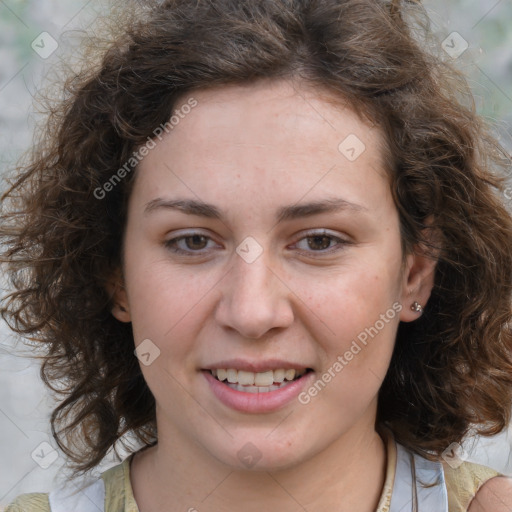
[214,247,295,339]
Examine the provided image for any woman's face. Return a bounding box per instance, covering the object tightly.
[112,79,435,470]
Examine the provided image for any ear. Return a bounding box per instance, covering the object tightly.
[399,216,441,322]
[105,266,131,323]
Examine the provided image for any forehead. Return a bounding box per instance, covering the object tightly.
[131,79,392,218]
[179,79,384,158]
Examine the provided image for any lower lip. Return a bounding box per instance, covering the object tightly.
[202,370,315,413]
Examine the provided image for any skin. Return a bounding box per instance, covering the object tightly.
[110,78,441,512]
[468,477,512,511]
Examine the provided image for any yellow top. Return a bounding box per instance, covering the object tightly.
[5,431,501,512]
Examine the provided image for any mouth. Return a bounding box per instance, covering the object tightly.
[205,368,314,393]
[201,365,316,413]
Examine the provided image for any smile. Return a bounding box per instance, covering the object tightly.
[209,368,309,392]
[203,368,315,413]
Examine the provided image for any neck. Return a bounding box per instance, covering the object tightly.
[130,417,387,512]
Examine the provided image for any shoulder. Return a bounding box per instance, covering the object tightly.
[4,455,136,512]
[442,459,506,512]
[4,492,51,512]
[101,454,138,512]
[467,476,512,512]
[3,456,134,512]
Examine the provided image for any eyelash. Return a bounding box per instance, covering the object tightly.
[163,230,351,257]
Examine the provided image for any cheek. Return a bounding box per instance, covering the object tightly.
[295,262,400,338]
[125,260,219,394]
[293,263,400,387]
[124,252,219,344]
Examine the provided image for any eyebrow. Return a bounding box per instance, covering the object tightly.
[144,196,369,223]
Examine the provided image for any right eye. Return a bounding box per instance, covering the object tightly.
[164,232,219,256]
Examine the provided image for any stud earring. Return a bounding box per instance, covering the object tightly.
[410,301,423,313]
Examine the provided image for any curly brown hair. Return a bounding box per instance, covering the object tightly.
[1,0,512,477]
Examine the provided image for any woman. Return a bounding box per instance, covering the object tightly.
[2,0,512,510]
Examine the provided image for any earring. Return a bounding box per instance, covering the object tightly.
[410,301,423,313]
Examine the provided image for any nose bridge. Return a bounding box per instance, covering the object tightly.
[233,247,275,299]
[216,241,293,338]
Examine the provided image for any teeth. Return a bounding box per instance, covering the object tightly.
[210,368,307,385]
[224,382,290,393]
[216,369,228,381]
[273,369,285,383]
[285,369,296,381]
[237,370,255,385]
[227,369,238,383]
[254,370,274,386]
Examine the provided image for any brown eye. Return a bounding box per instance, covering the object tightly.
[183,234,209,250]
[306,235,333,251]
[164,232,217,255]
[293,230,351,256]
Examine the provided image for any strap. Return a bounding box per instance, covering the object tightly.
[48,476,105,512]
[390,443,449,511]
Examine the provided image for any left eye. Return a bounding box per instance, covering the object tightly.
[292,230,349,255]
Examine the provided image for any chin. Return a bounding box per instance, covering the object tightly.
[208,436,313,472]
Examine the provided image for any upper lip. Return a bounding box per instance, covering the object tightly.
[202,358,312,373]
